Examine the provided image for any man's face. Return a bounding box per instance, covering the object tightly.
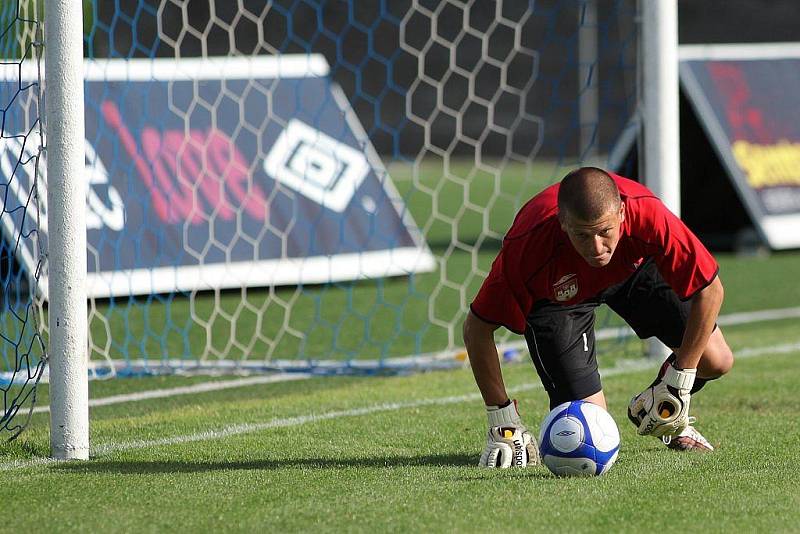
[560,202,625,268]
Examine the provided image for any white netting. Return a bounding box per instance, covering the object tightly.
[41,0,638,377]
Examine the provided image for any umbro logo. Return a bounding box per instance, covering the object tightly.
[263,119,369,212]
[556,430,576,436]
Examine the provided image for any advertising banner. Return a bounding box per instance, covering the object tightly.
[680,43,800,249]
[0,55,435,298]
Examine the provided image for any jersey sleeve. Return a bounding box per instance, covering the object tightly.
[470,251,530,334]
[642,200,719,300]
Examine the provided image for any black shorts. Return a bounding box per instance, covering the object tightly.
[524,258,692,409]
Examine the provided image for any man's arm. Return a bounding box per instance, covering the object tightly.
[464,310,541,467]
[674,276,724,369]
[463,310,508,406]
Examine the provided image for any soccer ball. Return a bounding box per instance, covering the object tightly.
[538,400,620,477]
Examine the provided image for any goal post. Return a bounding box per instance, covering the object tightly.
[641,0,680,360]
[641,0,680,214]
[44,0,88,460]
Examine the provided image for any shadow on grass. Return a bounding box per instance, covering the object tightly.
[452,470,555,481]
[50,452,480,474]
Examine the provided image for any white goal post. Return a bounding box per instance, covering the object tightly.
[642,0,680,360]
[45,0,89,460]
[642,0,680,214]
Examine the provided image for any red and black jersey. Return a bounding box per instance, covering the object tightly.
[470,174,719,334]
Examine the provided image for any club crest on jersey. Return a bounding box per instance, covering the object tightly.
[553,274,578,302]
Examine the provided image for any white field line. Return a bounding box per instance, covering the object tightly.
[29,373,312,415]
[597,305,800,341]
[716,306,800,326]
[26,306,800,415]
[2,340,798,472]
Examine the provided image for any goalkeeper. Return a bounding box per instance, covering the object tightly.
[464,167,734,467]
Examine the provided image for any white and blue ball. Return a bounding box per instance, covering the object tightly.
[539,400,620,477]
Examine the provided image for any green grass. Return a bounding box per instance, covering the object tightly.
[1,317,799,532]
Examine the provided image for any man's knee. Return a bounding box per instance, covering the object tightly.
[699,329,734,378]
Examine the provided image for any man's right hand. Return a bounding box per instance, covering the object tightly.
[478,400,540,468]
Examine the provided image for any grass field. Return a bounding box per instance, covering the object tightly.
[0,315,798,532]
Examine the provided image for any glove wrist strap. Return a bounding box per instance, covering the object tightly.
[486,399,522,427]
[663,364,696,393]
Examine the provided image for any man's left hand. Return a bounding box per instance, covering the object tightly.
[628,364,696,437]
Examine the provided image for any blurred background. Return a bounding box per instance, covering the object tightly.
[87,0,800,157]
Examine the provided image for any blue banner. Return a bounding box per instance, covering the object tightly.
[0,56,434,297]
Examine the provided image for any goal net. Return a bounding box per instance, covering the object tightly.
[2,0,642,417]
[0,1,46,437]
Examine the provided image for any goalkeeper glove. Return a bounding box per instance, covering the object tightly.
[628,363,696,438]
[478,400,540,468]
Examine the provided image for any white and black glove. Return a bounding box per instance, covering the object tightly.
[478,400,540,468]
[628,364,696,437]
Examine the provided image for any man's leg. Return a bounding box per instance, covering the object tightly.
[695,326,734,387]
[582,389,607,410]
[524,300,606,410]
[655,326,734,391]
